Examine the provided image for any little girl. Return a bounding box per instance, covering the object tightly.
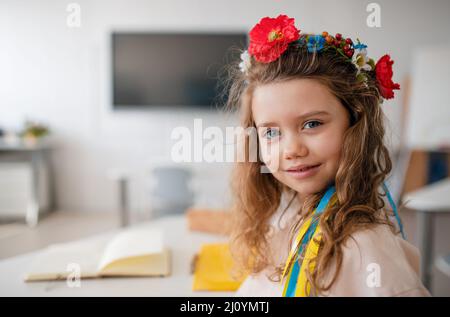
[226,14,430,297]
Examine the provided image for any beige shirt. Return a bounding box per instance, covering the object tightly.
[235,196,431,297]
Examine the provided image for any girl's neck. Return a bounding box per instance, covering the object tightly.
[296,193,305,206]
[295,183,336,214]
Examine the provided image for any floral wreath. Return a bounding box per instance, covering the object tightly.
[239,14,400,100]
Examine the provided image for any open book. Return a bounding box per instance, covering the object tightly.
[24,228,171,282]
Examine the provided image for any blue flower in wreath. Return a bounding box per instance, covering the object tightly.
[354,42,367,50]
[307,35,325,53]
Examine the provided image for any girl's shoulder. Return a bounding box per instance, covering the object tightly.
[343,223,418,273]
[321,223,431,296]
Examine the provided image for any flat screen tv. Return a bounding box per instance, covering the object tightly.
[112,32,247,109]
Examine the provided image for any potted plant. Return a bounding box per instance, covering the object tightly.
[20,121,50,146]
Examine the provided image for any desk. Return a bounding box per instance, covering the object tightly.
[0,215,235,296]
[402,178,450,291]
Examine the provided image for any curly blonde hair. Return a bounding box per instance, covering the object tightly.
[223,39,400,295]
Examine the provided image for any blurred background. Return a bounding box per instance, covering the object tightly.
[0,0,449,296]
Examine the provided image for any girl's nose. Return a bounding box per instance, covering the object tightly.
[283,134,308,159]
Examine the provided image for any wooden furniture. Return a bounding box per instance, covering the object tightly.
[186,208,231,235]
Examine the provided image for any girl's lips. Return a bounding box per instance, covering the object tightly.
[285,164,321,179]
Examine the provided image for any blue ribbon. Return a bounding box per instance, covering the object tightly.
[382,181,406,239]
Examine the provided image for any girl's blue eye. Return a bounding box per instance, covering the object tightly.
[263,128,280,139]
[304,120,322,129]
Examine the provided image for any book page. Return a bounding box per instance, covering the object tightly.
[24,236,111,281]
[97,228,164,272]
[99,249,171,277]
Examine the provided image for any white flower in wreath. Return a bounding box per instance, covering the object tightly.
[352,44,372,75]
[239,50,251,74]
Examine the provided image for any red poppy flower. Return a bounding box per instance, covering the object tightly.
[375,54,400,99]
[248,14,300,63]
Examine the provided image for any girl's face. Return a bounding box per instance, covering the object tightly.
[252,78,351,202]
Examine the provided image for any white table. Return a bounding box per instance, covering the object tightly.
[402,178,450,291]
[0,215,235,296]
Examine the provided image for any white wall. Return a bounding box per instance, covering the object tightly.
[1,0,450,214]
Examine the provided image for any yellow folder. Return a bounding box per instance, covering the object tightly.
[192,243,246,291]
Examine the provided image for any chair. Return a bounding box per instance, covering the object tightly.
[149,166,194,219]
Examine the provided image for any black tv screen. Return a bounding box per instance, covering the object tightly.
[112,32,247,109]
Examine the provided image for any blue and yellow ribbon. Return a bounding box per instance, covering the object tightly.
[281,182,404,297]
[281,185,337,297]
